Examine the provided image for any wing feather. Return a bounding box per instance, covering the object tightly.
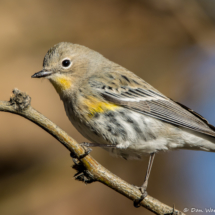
[88,71,215,137]
[100,87,215,137]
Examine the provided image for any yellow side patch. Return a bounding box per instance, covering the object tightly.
[84,96,119,117]
[50,75,72,94]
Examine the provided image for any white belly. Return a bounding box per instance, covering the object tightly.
[64,101,215,159]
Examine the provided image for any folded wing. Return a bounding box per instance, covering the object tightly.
[100,86,215,138]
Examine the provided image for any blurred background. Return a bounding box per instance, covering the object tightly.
[0,0,215,214]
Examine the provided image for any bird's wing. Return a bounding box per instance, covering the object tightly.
[89,72,215,138]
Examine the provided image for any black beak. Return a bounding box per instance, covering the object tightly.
[31,70,53,78]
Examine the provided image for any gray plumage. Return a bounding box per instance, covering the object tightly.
[32,42,215,160]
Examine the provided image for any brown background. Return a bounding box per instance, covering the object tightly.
[1,0,215,214]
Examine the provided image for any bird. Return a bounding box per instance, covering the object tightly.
[32,42,215,206]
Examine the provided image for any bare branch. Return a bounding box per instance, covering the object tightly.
[0,89,185,215]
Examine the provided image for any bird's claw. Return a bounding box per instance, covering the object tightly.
[79,143,92,159]
[70,142,92,160]
[133,187,148,208]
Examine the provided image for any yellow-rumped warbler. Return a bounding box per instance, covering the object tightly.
[32,42,215,204]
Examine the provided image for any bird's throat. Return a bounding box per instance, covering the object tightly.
[49,75,72,94]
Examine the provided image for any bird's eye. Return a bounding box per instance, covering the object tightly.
[62,59,71,68]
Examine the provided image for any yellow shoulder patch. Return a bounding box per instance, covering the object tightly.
[84,96,119,117]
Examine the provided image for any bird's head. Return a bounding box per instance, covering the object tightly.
[32,42,103,95]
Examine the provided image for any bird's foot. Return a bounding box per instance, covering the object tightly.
[133,185,148,208]
[71,142,95,184]
[70,142,92,160]
[79,142,92,159]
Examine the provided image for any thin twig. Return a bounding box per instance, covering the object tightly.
[0,89,185,215]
